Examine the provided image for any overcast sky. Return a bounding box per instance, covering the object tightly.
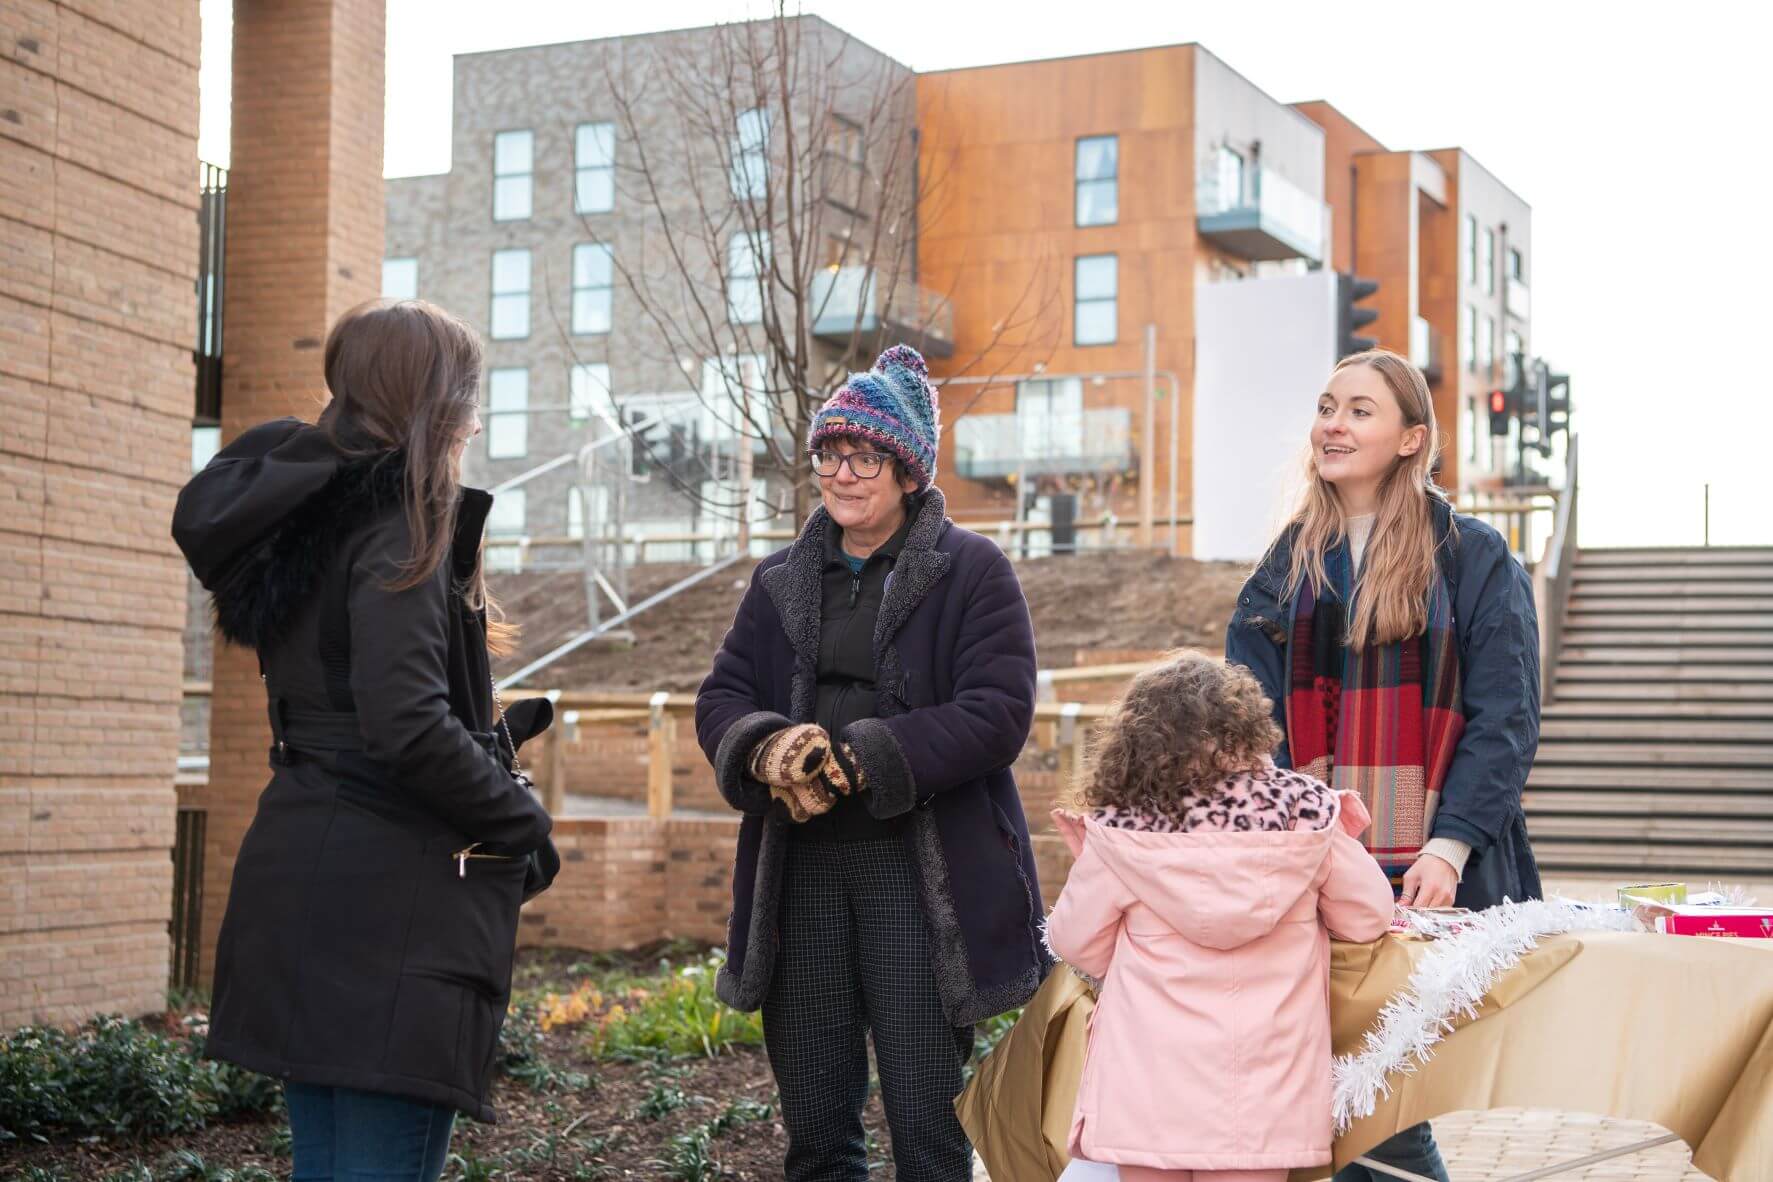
[197,0,1772,547]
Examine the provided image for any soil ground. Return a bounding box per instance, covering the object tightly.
[492,550,1251,692]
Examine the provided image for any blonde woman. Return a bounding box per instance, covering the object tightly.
[1224,347,1542,1182]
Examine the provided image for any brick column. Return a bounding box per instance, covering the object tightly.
[191,0,385,981]
[0,0,201,1027]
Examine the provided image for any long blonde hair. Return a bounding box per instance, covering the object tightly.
[1283,348,1454,651]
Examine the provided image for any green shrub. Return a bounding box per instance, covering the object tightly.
[585,956,762,1062]
[655,1127,719,1182]
[707,1097,771,1137]
[634,1083,690,1122]
[0,1016,281,1144]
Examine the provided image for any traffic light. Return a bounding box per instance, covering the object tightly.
[1336,273,1380,359]
[1488,388,1510,436]
[1518,360,1574,456]
[1543,370,1572,439]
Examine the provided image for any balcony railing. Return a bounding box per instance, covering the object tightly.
[1196,162,1325,264]
[1506,275,1531,320]
[951,408,1136,482]
[1410,315,1444,381]
[810,265,954,359]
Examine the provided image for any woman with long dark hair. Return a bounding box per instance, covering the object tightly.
[1225,347,1542,1181]
[173,299,559,1182]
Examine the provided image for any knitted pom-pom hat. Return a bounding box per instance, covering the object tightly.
[807,344,940,490]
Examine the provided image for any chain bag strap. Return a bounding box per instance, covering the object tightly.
[489,674,537,794]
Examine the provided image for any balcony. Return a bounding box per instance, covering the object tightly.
[1506,275,1531,320]
[951,408,1136,482]
[810,266,954,359]
[1410,315,1444,382]
[1196,162,1325,264]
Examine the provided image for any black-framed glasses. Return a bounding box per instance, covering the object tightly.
[809,449,890,479]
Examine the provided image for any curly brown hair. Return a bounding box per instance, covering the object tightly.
[1064,650,1284,814]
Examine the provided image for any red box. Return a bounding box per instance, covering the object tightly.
[1658,911,1773,938]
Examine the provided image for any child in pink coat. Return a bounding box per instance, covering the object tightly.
[1046,652,1395,1182]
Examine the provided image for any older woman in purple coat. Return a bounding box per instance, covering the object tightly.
[696,345,1048,1182]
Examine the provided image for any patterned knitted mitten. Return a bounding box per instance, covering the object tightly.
[750,724,837,821]
[821,742,863,796]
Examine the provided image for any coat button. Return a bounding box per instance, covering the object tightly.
[1240,596,1251,606]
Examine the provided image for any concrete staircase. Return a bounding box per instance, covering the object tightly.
[1526,546,1773,877]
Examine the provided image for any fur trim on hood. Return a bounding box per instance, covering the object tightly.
[172,418,408,651]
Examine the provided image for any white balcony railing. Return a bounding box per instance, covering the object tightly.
[1410,315,1444,379]
[1506,275,1531,320]
[1195,159,1326,264]
[952,408,1136,481]
[810,265,954,356]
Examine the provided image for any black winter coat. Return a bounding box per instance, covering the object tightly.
[695,488,1051,1026]
[1224,498,1543,910]
[171,419,556,1121]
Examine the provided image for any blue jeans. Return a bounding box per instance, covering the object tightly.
[1333,1122,1450,1182]
[285,1082,457,1182]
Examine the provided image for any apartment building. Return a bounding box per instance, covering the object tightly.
[385,16,928,566]
[917,45,1331,548]
[1297,101,1533,492]
[386,25,1534,562]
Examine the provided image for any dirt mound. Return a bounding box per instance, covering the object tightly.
[492,549,1251,692]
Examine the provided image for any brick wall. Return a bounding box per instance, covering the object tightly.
[517,818,737,951]
[0,0,200,1027]
[555,721,723,813]
[189,0,386,983]
[513,814,1085,960]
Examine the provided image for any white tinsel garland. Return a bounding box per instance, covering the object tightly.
[1330,898,1638,1133]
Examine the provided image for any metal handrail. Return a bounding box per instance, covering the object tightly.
[1534,435,1580,705]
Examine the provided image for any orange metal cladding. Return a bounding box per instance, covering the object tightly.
[913,46,1198,536]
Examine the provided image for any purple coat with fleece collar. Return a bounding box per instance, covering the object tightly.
[695,487,1051,1025]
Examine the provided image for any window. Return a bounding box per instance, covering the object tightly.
[1466,396,1481,465]
[701,354,771,449]
[1509,247,1524,282]
[487,488,526,536]
[1074,254,1117,346]
[1212,145,1246,212]
[1479,312,1496,372]
[575,122,615,214]
[1017,378,1084,458]
[728,230,769,324]
[493,130,533,221]
[486,368,529,459]
[1463,214,1477,286]
[823,228,854,269]
[567,487,585,539]
[1504,328,1524,390]
[1465,304,1478,372]
[570,362,613,424]
[731,107,769,200]
[1481,227,1496,296]
[490,249,530,339]
[572,243,613,335]
[381,257,418,299]
[826,115,864,208]
[1075,135,1118,226]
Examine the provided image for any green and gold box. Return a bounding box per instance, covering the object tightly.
[1617,882,1687,907]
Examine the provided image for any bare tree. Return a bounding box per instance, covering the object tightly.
[558,6,1059,531]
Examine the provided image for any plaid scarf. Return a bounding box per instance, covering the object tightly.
[1286,542,1464,886]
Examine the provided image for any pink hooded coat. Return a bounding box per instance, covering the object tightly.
[1045,791,1394,1172]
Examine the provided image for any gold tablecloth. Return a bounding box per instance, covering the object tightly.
[955,933,1773,1182]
